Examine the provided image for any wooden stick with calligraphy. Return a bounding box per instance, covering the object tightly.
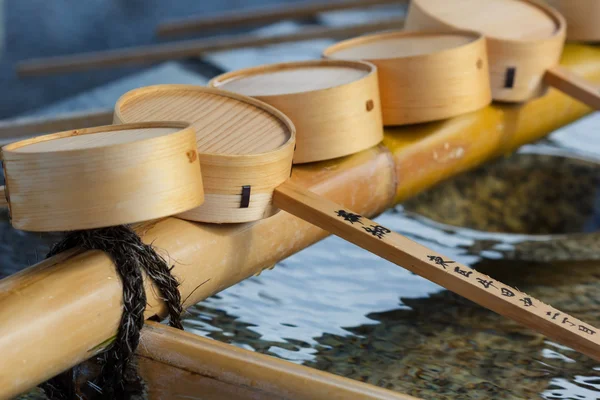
[273,181,600,361]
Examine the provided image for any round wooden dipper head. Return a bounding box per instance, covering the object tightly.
[1,122,204,232]
[405,0,566,102]
[114,85,296,224]
[209,60,383,164]
[323,30,491,125]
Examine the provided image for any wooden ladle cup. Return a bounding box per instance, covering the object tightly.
[0,122,204,232]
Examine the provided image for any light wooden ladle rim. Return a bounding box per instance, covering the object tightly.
[410,0,565,45]
[322,29,485,61]
[113,85,296,160]
[209,59,378,98]
[1,121,192,154]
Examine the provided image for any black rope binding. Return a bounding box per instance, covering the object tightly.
[39,225,184,400]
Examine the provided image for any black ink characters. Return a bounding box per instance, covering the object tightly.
[363,224,391,239]
[335,210,363,225]
[427,255,455,269]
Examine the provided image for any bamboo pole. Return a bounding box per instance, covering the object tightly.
[16,18,405,77]
[138,321,419,400]
[0,109,113,146]
[0,43,597,400]
[157,0,403,37]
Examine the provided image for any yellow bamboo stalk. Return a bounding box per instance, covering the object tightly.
[0,43,597,400]
[157,0,403,36]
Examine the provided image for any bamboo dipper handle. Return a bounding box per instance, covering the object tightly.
[273,181,600,362]
[545,66,600,110]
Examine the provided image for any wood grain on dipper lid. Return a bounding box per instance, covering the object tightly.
[324,32,477,60]
[115,86,292,155]
[212,60,372,96]
[411,0,559,41]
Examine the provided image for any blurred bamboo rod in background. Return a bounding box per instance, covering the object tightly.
[17,18,404,77]
[157,0,404,36]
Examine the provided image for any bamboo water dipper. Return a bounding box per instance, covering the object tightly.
[1,122,204,232]
[114,85,296,224]
[209,59,384,163]
[113,84,600,362]
[405,0,600,109]
[322,30,492,125]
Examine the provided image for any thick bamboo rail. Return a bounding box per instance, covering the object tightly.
[138,321,418,399]
[17,18,405,77]
[0,44,598,399]
[157,0,403,36]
